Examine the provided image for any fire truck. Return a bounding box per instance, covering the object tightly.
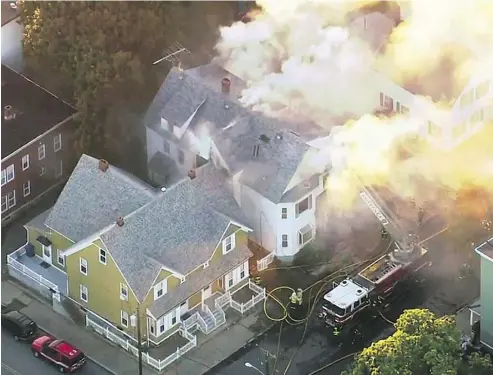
[318,187,432,331]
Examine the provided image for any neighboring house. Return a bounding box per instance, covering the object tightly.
[10,154,263,361]
[1,65,77,225]
[470,237,493,351]
[144,64,330,258]
[1,1,24,72]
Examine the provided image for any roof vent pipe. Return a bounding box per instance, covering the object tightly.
[99,159,109,172]
[188,169,196,180]
[221,77,231,94]
[116,217,124,227]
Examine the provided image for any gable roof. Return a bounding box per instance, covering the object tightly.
[45,154,157,242]
[1,65,76,159]
[99,163,251,301]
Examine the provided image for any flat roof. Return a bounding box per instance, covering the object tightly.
[475,237,493,262]
[324,279,368,309]
[1,65,76,159]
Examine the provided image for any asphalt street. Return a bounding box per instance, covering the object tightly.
[1,330,112,375]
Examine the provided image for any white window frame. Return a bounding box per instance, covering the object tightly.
[379,92,393,110]
[55,160,63,177]
[120,283,128,301]
[7,190,16,209]
[282,234,288,248]
[40,166,46,176]
[1,196,7,213]
[298,225,314,246]
[23,180,31,197]
[38,144,46,160]
[240,262,246,279]
[153,279,167,300]
[57,249,65,266]
[281,207,287,219]
[22,154,30,170]
[99,248,107,265]
[1,169,5,186]
[121,310,129,327]
[222,234,236,254]
[80,258,88,275]
[80,285,88,302]
[54,133,62,152]
[295,195,312,217]
[6,164,14,183]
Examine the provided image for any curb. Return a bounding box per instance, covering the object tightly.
[4,279,119,375]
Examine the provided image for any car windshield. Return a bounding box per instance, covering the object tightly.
[323,301,346,317]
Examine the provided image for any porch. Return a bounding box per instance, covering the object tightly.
[206,279,266,316]
[6,245,68,297]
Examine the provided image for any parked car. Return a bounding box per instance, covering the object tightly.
[1,309,38,341]
[32,335,86,373]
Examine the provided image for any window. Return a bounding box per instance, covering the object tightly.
[427,121,441,137]
[54,134,62,152]
[178,149,185,165]
[120,283,128,301]
[154,279,167,300]
[240,263,246,279]
[282,234,288,248]
[379,93,393,110]
[1,169,5,186]
[227,273,234,288]
[80,258,88,275]
[295,195,312,217]
[121,310,129,327]
[38,144,46,160]
[80,285,88,302]
[395,101,400,113]
[171,309,177,326]
[6,164,14,183]
[7,190,15,209]
[57,249,65,266]
[149,321,155,335]
[40,167,45,176]
[354,299,361,309]
[99,248,107,264]
[222,234,236,254]
[159,318,165,333]
[471,109,484,124]
[281,208,288,219]
[476,81,490,99]
[55,161,63,177]
[23,181,31,197]
[303,180,311,189]
[298,225,313,245]
[1,196,7,213]
[163,140,170,154]
[22,154,30,170]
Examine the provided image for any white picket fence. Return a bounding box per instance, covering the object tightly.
[229,280,267,315]
[86,315,197,371]
[257,252,275,271]
[7,251,59,292]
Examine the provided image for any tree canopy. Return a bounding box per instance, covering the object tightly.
[344,309,493,375]
[18,1,237,176]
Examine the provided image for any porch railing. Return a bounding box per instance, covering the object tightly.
[7,252,59,292]
[203,304,217,327]
[86,314,197,371]
[257,252,275,271]
[215,291,231,309]
[248,279,265,296]
[229,281,267,315]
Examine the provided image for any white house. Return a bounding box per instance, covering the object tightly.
[1,1,24,73]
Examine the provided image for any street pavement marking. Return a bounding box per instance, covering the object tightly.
[1,362,23,375]
[418,226,449,245]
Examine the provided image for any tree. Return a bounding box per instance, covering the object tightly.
[344,309,493,375]
[18,1,238,177]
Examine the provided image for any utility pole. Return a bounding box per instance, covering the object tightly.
[135,305,143,375]
[259,346,276,375]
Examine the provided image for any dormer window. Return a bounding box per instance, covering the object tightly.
[153,279,167,300]
[222,234,236,254]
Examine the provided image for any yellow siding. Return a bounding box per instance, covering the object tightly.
[210,225,248,265]
[188,291,201,308]
[141,269,182,307]
[65,242,141,337]
[211,279,222,294]
[25,226,73,272]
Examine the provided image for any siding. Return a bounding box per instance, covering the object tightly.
[480,256,493,347]
[26,226,73,272]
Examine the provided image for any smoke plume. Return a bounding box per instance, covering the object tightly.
[214,0,493,215]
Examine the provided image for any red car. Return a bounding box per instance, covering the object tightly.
[31,335,86,373]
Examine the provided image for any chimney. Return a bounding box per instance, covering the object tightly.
[188,169,196,180]
[4,105,15,120]
[99,159,109,172]
[116,217,124,227]
[221,77,231,94]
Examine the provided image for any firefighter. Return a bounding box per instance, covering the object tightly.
[290,291,299,305]
[333,326,340,336]
[381,227,389,240]
[417,206,424,225]
[296,288,303,306]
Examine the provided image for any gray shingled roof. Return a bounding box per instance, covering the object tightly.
[45,155,157,242]
[149,244,252,317]
[100,163,251,301]
[25,208,52,233]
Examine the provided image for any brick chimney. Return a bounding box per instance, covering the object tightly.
[188,169,196,180]
[221,77,231,94]
[99,159,109,172]
[116,216,124,227]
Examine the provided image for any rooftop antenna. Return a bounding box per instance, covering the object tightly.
[153,42,190,66]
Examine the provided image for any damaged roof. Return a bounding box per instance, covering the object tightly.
[99,163,251,301]
[45,154,157,242]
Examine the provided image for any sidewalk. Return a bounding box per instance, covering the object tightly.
[1,278,275,375]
